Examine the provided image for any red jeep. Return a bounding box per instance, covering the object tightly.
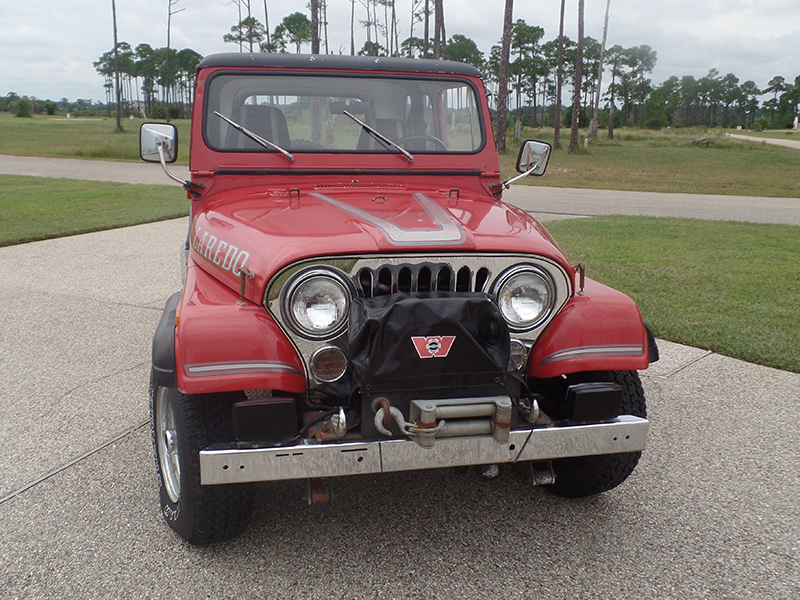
[140,53,658,545]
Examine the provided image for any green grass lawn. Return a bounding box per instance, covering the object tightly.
[546,216,800,374]
[499,127,800,198]
[3,115,799,198]
[0,175,189,246]
[0,113,191,163]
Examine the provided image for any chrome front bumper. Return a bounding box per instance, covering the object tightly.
[199,416,648,485]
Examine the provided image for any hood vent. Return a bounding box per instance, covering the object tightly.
[315,182,406,189]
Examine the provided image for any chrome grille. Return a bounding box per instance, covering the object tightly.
[265,254,573,350]
[356,263,492,297]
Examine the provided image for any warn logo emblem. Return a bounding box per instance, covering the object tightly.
[411,336,456,359]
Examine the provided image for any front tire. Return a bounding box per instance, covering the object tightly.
[150,383,254,545]
[546,370,647,498]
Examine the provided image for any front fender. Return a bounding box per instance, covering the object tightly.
[174,262,306,395]
[529,277,654,379]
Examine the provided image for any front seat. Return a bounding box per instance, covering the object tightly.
[239,105,291,150]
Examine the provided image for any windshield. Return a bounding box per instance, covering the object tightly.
[204,73,484,155]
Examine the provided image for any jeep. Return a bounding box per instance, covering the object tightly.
[141,53,658,545]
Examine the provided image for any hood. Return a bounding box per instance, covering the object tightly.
[189,185,570,303]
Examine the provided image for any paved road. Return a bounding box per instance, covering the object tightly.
[1,158,798,598]
[727,132,800,151]
[505,185,800,225]
[0,153,191,185]
[2,153,798,225]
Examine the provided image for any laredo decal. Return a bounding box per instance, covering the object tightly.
[192,226,250,276]
[412,336,456,359]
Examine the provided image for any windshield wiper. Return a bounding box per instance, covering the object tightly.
[214,111,294,162]
[341,110,414,163]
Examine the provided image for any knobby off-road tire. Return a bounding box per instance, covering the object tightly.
[150,383,254,545]
[546,370,647,498]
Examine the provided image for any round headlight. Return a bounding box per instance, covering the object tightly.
[495,267,555,331]
[284,271,350,339]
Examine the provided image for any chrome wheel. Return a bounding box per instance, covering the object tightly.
[155,387,181,503]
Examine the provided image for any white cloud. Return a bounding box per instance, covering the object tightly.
[0,0,797,101]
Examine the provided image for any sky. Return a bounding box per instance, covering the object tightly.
[1,0,798,103]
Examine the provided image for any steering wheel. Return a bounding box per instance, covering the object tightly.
[397,135,448,151]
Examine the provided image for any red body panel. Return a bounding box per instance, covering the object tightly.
[188,184,575,305]
[169,58,652,396]
[175,258,305,395]
[529,277,651,379]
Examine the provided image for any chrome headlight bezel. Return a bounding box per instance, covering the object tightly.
[492,264,556,332]
[280,268,352,340]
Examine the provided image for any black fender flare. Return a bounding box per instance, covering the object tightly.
[644,321,660,363]
[151,292,181,389]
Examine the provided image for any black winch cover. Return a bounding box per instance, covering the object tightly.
[348,292,524,398]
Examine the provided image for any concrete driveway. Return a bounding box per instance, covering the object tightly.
[1,160,799,598]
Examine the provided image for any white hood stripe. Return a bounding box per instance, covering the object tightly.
[309,192,466,246]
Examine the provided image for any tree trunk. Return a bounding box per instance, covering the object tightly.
[165,5,172,122]
[437,0,446,59]
[553,0,566,149]
[350,0,355,55]
[323,0,329,53]
[112,0,122,131]
[263,0,271,51]
[310,0,320,53]
[569,0,584,153]
[589,0,611,140]
[607,68,616,139]
[310,0,321,142]
[433,0,440,58]
[423,0,429,58]
[495,0,514,154]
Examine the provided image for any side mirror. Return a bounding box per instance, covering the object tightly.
[516,139,551,176]
[140,122,178,164]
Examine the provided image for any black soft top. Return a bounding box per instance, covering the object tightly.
[197,53,482,78]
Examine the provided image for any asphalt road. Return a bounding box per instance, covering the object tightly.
[727,132,800,151]
[1,153,799,225]
[1,159,799,599]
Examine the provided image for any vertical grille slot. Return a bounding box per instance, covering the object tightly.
[378,268,393,295]
[357,268,373,297]
[436,267,453,291]
[475,267,490,293]
[456,266,471,292]
[398,267,413,292]
[418,267,432,292]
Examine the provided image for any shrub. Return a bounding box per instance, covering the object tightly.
[16,99,32,118]
[151,105,166,119]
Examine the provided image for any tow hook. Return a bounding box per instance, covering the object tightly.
[515,461,556,486]
[306,478,332,505]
